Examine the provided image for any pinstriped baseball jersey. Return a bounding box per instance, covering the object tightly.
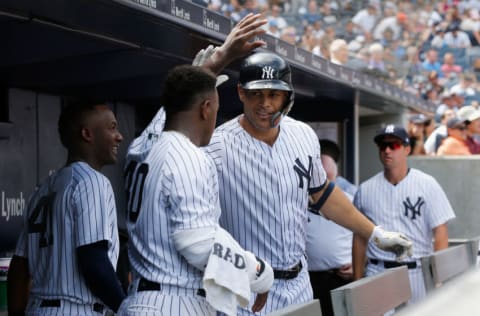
[126,107,166,162]
[125,131,220,291]
[15,162,119,307]
[354,168,455,304]
[205,115,326,314]
[354,168,455,261]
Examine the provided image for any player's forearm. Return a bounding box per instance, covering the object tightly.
[77,241,126,312]
[433,223,449,251]
[7,256,30,316]
[319,187,375,240]
[352,233,367,280]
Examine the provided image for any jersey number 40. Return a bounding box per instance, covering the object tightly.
[124,160,149,222]
[28,192,56,248]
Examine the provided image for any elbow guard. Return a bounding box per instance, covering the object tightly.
[172,227,216,271]
[309,181,335,213]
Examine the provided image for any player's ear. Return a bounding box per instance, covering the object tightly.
[405,144,411,155]
[80,127,94,143]
[199,98,211,120]
[237,85,246,102]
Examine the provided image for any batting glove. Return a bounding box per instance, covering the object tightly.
[192,45,216,67]
[370,226,413,261]
[244,251,274,294]
[192,45,229,87]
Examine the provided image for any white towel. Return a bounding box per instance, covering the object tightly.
[203,227,251,316]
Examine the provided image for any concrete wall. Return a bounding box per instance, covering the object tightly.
[408,156,480,239]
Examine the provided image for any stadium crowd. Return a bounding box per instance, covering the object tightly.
[189,0,480,155]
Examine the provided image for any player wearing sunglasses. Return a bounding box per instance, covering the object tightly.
[352,124,456,311]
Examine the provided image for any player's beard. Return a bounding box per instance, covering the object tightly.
[245,113,270,131]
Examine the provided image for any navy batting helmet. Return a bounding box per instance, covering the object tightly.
[239,52,294,127]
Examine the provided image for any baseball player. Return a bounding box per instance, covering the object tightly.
[118,15,274,316]
[203,51,413,315]
[7,101,126,315]
[353,125,456,308]
[119,65,273,316]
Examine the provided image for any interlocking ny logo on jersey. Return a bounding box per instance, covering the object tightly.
[293,156,313,189]
[262,66,275,79]
[403,196,424,220]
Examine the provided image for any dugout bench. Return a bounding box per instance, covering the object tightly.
[331,266,411,316]
[267,300,322,316]
[421,240,478,292]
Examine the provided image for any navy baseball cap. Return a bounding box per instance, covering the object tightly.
[374,124,410,145]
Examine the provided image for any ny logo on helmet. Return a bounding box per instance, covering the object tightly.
[385,125,395,133]
[262,66,275,79]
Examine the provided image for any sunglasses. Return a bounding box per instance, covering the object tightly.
[377,141,404,151]
[454,126,466,131]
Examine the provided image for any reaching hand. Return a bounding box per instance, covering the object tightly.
[218,13,267,62]
[196,13,266,74]
[370,226,413,261]
[252,292,268,313]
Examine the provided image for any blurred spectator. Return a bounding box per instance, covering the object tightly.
[423,87,440,103]
[425,105,456,155]
[419,2,439,26]
[347,35,365,53]
[301,0,322,26]
[341,20,357,43]
[351,3,378,37]
[373,12,408,41]
[383,1,397,17]
[425,116,436,139]
[426,3,443,27]
[367,42,386,72]
[431,25,448,48]
[280,26,297,45]
[312,36,330,59]
[320,2,337,25]
[460,8,480,45]
[323,26,337,43]
[380,27,395,47]
[450,72,477,97]
[300,24,316,51]
[441,52,463,78]
[422,49,444,78]
[205,0,222,11]
[312,20,325,39]
[473,57,480,81]
[221,3,239,21]
[437,117,471,155]
[265,4,288,30]
[441,89,463,109]
[346,46,369,70]
[266,19,280,38]
[407,113,429,155]
[427,70,445,95]
[444,22,472,47]
[457,105,480,153]
[329,39,349,65]
[404,46,424,84]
